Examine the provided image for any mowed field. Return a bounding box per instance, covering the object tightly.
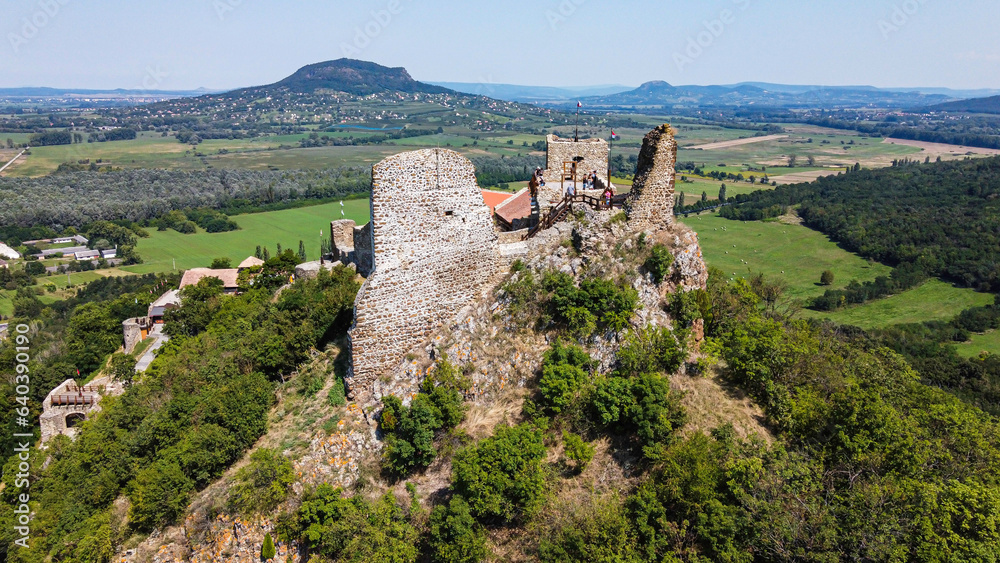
[684,213,992,328]
[122,199,371,274]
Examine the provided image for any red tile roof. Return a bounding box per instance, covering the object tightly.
[494,189,532,223]
[481,190,515,213]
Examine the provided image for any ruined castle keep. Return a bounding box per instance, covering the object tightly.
[539,134,610,202]
[346,149,502,404]
[624,124,677,230]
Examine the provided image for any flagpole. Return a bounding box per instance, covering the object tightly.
[575,102,579,142]
[608,130,613,195]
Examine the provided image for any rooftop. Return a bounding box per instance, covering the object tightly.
[179,268,240,289]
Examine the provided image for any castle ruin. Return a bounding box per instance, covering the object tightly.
[345,149,503,404]
[624,124,677,230]
[338,126,685,409]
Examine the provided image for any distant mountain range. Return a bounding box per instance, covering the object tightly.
[4,59,1000,113]
[428,83,633,103]
[549,80,966,110]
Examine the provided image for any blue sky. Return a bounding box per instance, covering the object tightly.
[2,0,998,90]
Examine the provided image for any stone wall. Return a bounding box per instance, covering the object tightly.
[624,124,677,231]
[540,135,610,203]
[354,221,374,277]
[330,219,357,263]
[347,148,502,408]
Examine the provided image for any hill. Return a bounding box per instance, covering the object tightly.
[925,94,1000,114]
[230,58,453,97]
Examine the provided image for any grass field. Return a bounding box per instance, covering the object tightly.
[684,212,993,330]
[956,331,1000,358]
[122,199,371,274]
[800,279,994,329]
[682,213,891,302]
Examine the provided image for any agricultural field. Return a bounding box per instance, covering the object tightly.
[956,331,1000,359]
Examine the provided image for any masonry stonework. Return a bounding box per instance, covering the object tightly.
[540,135,610,202]
[347,149,502,407]
[624,124,677,231]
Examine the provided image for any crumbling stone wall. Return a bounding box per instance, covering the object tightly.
[624,125,677,231]
[540,135,610,203]
[354,221,374,277]
[348,149,502,407]
[330,219,357,263]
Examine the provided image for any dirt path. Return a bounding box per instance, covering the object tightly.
[773,170,841,184]
[688,134,788,150]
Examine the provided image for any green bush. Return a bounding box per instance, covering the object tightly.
[590,373,687,458]
[543,272,639,339]
[644,244,675,284]
[562,431,595,472]
[427,496,489,563]
[538,341,592,414]
[616,327,687,377]
[381,357,468,476]
[669,289,704,329]
[290,484,419,563]
[228,448,295,516]
[538,497,640,563]
[127,460,195,531]
[451,423,548,524]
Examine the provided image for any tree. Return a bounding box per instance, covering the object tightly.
[210,257,232,269]
[719,184,727,203]
[427,497,489,563]
[807,155,816,166]
[787,155,797,168]
[261,533,276,561]
[820,270,835,286]
[108,352,135,386]
[679,192,686,208]
[298,240,307,262]
[701,191,708,203]
[255,245,263,260]
[452,423,547,523]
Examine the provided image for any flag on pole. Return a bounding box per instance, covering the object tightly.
[611,130,619,140]
[577,101,582,108]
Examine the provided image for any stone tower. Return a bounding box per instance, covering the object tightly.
[347,148,502,405]
[624,124,677,230]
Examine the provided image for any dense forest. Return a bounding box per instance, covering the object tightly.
[721,156,1000,291]
[0,168,371,231]
[0,261,359,561]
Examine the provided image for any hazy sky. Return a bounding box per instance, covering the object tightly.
[2,0,998,91]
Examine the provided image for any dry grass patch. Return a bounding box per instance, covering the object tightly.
[671,369,773,442]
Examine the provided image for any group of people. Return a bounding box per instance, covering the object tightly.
[531,166,615,207]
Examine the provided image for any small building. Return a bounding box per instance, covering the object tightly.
[179,268,241,294]
[238,256,265,271]
[74,249,100,261]
[100,247,117,259]
[148,289,182,323]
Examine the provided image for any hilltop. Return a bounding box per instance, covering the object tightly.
[925,94,1000,115]
[226,58,453,97]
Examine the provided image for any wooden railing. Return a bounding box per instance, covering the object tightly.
[521,193,628,240]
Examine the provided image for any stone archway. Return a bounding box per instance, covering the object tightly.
[65,412,86,428]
